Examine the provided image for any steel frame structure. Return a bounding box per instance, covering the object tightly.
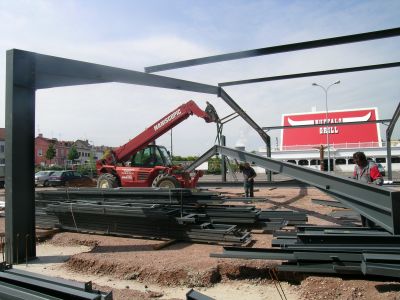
[5,50,265,263]
[5,28,400,263]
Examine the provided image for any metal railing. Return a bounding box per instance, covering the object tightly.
[276,141,400,151]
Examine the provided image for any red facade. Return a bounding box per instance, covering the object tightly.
[281,108,380,150]
[34,134,73,166]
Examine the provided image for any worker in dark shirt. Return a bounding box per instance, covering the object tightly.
[239,162,257,197]
[352,151,383,227]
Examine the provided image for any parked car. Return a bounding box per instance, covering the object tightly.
[35,170,55,187]
[48,170,95,187]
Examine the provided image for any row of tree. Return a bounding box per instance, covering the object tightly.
[44,143,80,164]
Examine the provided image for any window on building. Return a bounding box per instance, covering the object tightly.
[310,159,318,166]
[298,160,309,166]
[391,156,400,163]
[335,159,346,165]
[348,158,355,164]
[0,145,4,153]
[287,160,297,164]
[376,157,386,163]
[0,159,5,164]
[38,149,43,157]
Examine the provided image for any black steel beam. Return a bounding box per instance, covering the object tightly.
[145,27,400,73]
[5,50,37,264]
[30,50,218,93]
[0,281,63,300]
[386,102,400,180]
[219,62,400,87]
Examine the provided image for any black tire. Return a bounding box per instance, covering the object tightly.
[97,173,119,189]
[43,180,49,187]
[152,174,180,188]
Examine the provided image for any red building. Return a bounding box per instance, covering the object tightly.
[34,134,73,166]
[281,108,380,150]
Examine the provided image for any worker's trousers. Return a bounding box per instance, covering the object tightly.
[244,180,254,197]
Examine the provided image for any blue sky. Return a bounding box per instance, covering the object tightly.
[0,0,399,155]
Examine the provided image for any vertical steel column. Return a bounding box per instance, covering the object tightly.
[266,140,272,182]
[5,50,36,263]
[386,102,400,181]
[221,135,226,182]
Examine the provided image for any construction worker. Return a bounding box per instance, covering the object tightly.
[352,151,383,227]
[239,162,257,197]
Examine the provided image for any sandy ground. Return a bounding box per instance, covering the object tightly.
[13,243,298,300]
[0,186,400,299]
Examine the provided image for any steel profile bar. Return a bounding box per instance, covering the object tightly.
[262,119,391,131]
[0,281,63,300]
[145,27,400,73]
[0,272,102,300]
[189,145,400,234]
[386,101,400,180]
[29,50,218,94]
[219,62,400,87]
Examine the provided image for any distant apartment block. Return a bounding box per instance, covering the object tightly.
[32,133,109,166]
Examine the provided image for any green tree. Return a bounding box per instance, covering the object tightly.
[208,156,221,174]
[45,143,56,165]
[67,145,80,162]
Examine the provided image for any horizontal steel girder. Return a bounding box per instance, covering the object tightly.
[186,146,400,234]
[145,27,400,73]
[13,49,219,94]
[219,62,400,87]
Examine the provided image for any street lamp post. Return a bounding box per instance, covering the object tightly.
[312,80,340,172]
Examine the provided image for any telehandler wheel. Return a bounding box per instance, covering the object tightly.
[97,173,119,188]
[152,174,180,188]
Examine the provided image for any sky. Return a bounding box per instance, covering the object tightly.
[0,0,399,156]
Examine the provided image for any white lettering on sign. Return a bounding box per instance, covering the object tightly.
[319,126,339,134]
[153,109,182,131]
[287,112,371,127]
[314,118,342,125]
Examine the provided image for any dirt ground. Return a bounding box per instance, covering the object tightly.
[1,186,400,299]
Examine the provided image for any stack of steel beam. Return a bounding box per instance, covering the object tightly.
[35,188,308,244]
[45,201,250,245]
[0,263,112,299]
[211,225,400,279]
[36,188,308,226]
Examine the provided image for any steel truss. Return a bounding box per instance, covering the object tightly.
[186,145,400,234]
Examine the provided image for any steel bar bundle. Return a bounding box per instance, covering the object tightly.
[45,201,250,245]
[211,225,400,279]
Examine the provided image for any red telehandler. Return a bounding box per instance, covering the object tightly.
[96,100,218,189]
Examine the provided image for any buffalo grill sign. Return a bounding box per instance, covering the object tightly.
[281,108,380,148]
